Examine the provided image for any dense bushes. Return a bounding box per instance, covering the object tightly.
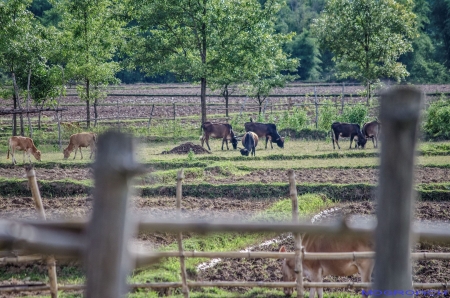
[424,96,450,140]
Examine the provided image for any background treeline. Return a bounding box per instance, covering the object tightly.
[20,0,450,84]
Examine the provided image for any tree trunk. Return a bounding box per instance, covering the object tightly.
[12,91,17,136]
[201,78,207,124]
[367,82,371,106]
[86,79,91,128]
[94,97,98,127]
[12,72,24,136]
[258,96,262,115]
[27,68,33,138]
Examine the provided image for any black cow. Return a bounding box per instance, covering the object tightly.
[200,122,238,151]
[362,120,381,148]
[331,122,367,149]
[240,131,258,156]
[244,119,284,149]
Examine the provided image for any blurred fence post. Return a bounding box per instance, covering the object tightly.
[288,169,304,298]
[173,103,176,121]
[147,104,155,130]
[25,165,58,298]
[176,169,189,298]
[86,131,140,298]
[341,82,345,113]
[374,87,423,296]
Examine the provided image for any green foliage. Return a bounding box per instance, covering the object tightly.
[187,149,196,162]
[318,100,339,131]
[424,96,450,139]
[312,0,417,86]
[276,108,308,131]
[338,103,368,126]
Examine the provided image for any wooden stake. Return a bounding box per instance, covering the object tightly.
[288,169,304,298]
[176,169,189,298]
[374,87,423,296]
[25,165,58,298]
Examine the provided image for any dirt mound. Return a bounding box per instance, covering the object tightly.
[161,142,210,154]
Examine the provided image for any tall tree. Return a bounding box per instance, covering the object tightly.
[312,0,416,102]
[130,0,296,124]
[51,0,124,128]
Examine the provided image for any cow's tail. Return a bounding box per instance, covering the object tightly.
[6,138,10,159]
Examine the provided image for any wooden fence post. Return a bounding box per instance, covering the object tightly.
[116,99,120,129]
[25,165,58,298]
[147,104,155,130]
[239,97,248,117]
[176,169,189,298]
[288,169,304,298]
[173,103,176,121]
[374,87,423,296]
[341,82,345,114]
[314,86,318,129]
[85,131,140,298]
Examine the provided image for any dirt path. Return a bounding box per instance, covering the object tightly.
[0,166,448,185]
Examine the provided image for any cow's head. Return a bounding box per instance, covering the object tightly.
[358,136,367,149]
[34,150,42,161]
[63,148,71,159]
[279,246,295,296]
[240,148,249,156]
[231,136,238,150]
[275,137,285,148]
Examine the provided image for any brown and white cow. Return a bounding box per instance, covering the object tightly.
[279,234,374,298]
[362,120,381,148]
[63,132,97,160]
[200,122,238,151]
[331,122,367,149]
[7,136,42,164]
[239,131,259,156]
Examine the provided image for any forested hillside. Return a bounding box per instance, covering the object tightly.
[22,0,450,84]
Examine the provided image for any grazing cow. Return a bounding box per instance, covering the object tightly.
[239,131,259,156]
[244,119,284,149]
[200,122,238,151]
[362,120,381,148]
[279,235,374,298]
[7,136,42,164]
[331,122,367,150]
[63,132,97,160]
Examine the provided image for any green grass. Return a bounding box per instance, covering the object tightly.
[129,194,333,298]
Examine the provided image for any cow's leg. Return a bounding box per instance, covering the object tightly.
[27,150,32,163]
[11,147,16,165]
[334,133,341,150]
[205,136,211,151]
[349,134,354,149]
[79,147,84,160]
[23,151,26,164]
[357,260,374,298]
[90,145,94,159]
[373,136,377,148]
[73,146,78,160]
[265,137,268,149]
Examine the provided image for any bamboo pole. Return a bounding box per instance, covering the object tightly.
[147,104,155,130]
[25,165,58,298]
[374,87,423,296]
[288,169,304,298]
[176,169,189,298]
[3,281,450,293]
[85,131,142,298]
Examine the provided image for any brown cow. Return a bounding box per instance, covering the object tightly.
[7,136,42,164]
[200,122,238,151]
[362,120,381,148]
[63,132,97,160]
[239,131,259,156]
[279,235,374,297]
[331,122,367,149]
[244,119,284,149]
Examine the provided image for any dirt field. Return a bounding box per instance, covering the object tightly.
[0,166,448,185]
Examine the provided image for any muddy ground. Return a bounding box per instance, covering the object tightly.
[197,201,450,297]
[0,166,448,185]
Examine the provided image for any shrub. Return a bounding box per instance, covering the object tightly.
[338,103,368,126]
[318,100,339,131]
[424,96,450,139]
[277,108,308,131]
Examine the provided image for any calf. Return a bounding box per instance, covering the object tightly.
[239,131,258,156]
[280,235,374,298]
[200,122,238,151]
[244,119,284,149]
[331,122,367,149]
[362,120,381,148]
[63,132,97,160]
[7,136,42,164]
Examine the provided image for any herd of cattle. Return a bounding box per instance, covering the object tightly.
[4,118,381,164]
[200,118,381,156]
